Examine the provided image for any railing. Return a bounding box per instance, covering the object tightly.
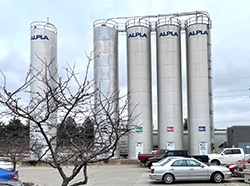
[30,21,57,33]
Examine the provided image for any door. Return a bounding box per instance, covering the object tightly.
[222,149,243,164]
[186,159,208,180]
[170,160,189,180]
[135,142,143,158]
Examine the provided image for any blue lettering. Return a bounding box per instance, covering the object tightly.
[142,33,147,38]
[128,32,147,39]
[31,35,49,40]
[188,30,208,37]
[203,30,208,35]
[173,32,178,37]
[159,31,178,37]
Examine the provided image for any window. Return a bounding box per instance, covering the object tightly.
[224,150,233,155]
[187,160,201,166]
[233,149,241,154]
[172,160,187,166]
[167,152,174,156]
[151,150,157,155]
[176,151,184,156]
[159,150,165,154]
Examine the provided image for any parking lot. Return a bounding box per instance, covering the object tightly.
[18,164,247,186]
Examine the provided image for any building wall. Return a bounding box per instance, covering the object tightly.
[152,129,226,152]
[227,126,250,153]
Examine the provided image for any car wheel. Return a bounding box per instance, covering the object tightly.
[163,173,174,184]
[212,172,223,183]
[211,160,220,166]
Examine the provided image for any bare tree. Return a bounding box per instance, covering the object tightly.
[0,53,136,186]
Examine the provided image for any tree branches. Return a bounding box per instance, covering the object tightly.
[0,54,136,185]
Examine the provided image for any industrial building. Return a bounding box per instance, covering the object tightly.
[227,126,250,154]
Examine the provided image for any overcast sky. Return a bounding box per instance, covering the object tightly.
[0,0,250,129]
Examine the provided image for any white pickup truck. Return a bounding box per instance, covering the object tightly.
[208,148,246,165]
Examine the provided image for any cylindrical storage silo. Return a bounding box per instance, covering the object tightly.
[126,19,153,159]
[185,15,212,155]
[93,20,119,158]
[93,20,118,100]
[156,17,183,150]
[30,21,57,160]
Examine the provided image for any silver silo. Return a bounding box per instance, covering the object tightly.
[30,20,57,160]
[185,15,212,155]
[93,20,119,157]
[93,20,118,99]
[156,17,183,150]
[126,19,153,159]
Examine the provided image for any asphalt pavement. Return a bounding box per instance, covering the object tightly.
[18,164,247,186]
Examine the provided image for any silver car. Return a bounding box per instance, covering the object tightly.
[149,157,232,184]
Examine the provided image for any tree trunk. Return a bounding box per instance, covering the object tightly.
[70,164,88,186]
[13,161,16,171]
[61,179,70,186]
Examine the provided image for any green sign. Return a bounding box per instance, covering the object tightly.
[136,127,143,133]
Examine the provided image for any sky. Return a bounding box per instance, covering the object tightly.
[0,0,250,129]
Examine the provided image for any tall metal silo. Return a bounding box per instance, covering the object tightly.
[93,20,118,99]
[93,20,119,158]
[30,20,57,160]
[156,17,183,150]
[185,15,213,155]
[126,19,153,159]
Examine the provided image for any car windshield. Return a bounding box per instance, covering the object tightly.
[216,149,224,154]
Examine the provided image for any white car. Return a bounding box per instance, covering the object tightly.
[150,157,232,184]
[0,160,14,171]
[208,148,245,165]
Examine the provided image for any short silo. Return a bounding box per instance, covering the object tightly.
[185,15,212,155]
[30,20,57,160]
[126,19,153,159]
[93,20,119,157]
[156,17,183,150]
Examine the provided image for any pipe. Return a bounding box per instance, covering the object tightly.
[94,10,210,32]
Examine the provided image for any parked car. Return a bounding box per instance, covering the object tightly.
[0,168,23,186]
[226,155,250,175]
[146,150,208,168]
[149,157,232,184]
[0,160,14,171]
[208,148,246,165]
[137,149,168,165]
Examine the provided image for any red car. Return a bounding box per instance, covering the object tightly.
[226,155,250,175]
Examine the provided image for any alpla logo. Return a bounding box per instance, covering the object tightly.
[159,31,178,37]
[128,32,147,39]
[31,35,49,41]
[188,30,208,37]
